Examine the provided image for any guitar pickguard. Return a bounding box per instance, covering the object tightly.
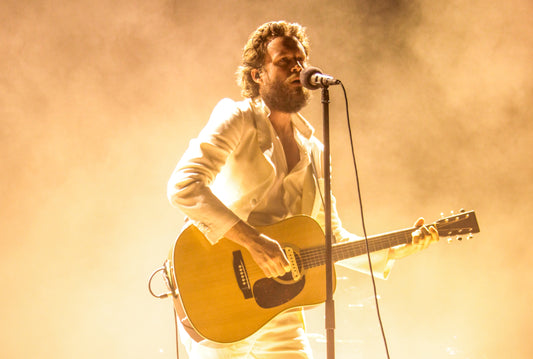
[253,275,305,308]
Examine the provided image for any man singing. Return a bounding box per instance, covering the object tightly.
[167,20,438,359]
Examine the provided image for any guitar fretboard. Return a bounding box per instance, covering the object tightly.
[299,228,416,269]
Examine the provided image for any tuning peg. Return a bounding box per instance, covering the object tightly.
[456,236,463,241]
[460,208,466,213]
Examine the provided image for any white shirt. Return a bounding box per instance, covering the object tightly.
[247,116,310,226]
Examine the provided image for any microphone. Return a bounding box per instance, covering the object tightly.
[300,66,341,90]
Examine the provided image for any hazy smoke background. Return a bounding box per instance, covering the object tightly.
[1,0,532,358]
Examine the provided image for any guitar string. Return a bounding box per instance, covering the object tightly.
[237,217,473,277]
[298,230,414,269]
[199,215,470,279]
[236,214,472,277]
[238,229,415,278]
[297,219,472,268]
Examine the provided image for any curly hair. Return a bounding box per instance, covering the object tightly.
[236,21,310,99]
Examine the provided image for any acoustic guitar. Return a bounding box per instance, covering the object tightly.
[164,210,479,343]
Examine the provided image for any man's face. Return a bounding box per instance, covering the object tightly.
[257,36,310,113]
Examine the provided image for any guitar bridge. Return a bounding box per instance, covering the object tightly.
[232,250,253,299]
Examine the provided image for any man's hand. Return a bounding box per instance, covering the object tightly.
[225,220,290,278]
[388,217,439,260]
[246,233,292,278]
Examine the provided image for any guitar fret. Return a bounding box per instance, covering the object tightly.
[300,229,414,269]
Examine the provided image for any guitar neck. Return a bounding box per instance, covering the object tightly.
[300,228,414,269]
[299,209,480,270]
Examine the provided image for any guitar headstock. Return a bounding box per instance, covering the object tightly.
[433,209,480,241]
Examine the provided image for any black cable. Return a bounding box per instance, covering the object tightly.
[339,82,391,359]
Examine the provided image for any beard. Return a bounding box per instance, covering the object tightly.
[259,77,311,113]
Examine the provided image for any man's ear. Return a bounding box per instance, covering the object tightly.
[251,69,262,84]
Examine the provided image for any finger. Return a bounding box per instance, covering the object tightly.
[414,217,425,228]
[413,229,422,243]
[276,247,291,274]
[278,256,291,276]
[268,257,290,278]
[420,225,439,250]
[412,227,425,244]
[281,257,291,273]
[262,268,274,278]
[270,264,285,278]
[259,254,280,278]
[421,225,433,248]
[262,262,276,278]
[420,225,431,238]
[411,227,428,249]
[429,226,439,242]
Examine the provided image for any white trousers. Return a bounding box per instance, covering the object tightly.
[179,310,314,359]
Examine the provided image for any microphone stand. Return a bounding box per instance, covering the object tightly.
[321,85,336,359]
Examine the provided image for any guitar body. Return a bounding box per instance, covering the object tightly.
[166,215,335,343]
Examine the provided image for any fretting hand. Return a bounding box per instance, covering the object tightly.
[388,217,439,260]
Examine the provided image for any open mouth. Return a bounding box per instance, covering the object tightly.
[289,77,301,85]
